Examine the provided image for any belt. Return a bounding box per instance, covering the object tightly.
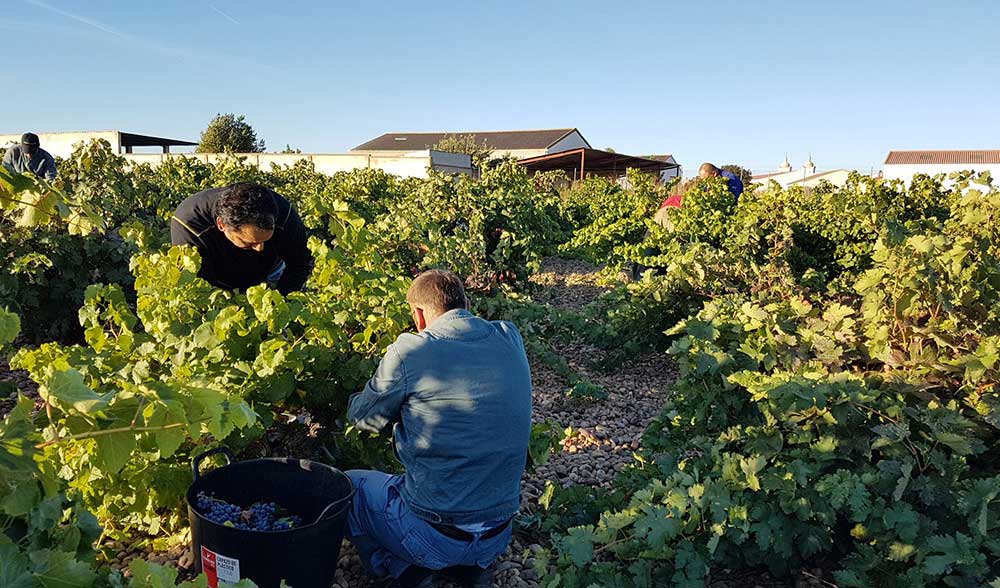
[429,519,511,542]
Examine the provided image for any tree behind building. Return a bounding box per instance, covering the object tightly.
[197,113,266,153]
[722,164,752,186]
[432,134,493,167]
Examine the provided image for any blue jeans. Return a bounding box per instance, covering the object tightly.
[346,470,511,579]
[266,260,286,286]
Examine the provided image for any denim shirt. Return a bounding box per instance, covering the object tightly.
[2,146,57,180]
[347,309,532,525]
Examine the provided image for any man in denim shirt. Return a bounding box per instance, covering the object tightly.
[2,133,57,180]
[346,269,532,588]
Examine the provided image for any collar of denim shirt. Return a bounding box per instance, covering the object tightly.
[421,308,493,341]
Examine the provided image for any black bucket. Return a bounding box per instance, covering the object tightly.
[186,448,355,588]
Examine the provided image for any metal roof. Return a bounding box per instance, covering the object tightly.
[352,128,588,151]
[885,150,1000,165]
[119,132,197,148]
[518,148,676,176]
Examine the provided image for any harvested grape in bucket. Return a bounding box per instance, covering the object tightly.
[196,492,303,531]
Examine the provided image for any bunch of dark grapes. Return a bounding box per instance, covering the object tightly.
[196,492,303,531]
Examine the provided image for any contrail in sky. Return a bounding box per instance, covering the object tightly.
[21,0,274,71]
[23,0,202,61]
[24,0,133,41]
[209,4,241,25]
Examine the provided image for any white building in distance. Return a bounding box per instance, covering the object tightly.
[882,150,1000,184]
[752,156,851,189]
[0,130,196,157]
[0,129,472,179]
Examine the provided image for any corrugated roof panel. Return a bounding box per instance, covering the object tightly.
[353,129,583,151]
[885,150,1000,165]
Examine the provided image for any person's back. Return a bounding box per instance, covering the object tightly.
[383,310,531,521]
[718,168,744,199]
[346,269,532,587]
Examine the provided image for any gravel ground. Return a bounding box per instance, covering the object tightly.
[0,357,40,418]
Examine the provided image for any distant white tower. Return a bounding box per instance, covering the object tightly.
[779,155,792,173]
[803,154,816,175]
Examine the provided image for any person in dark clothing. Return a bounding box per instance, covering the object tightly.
[2,133,57,180]
[699,162,744,201]
[170,182,314,294]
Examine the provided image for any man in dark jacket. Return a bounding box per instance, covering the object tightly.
[170,182,313,294]
[2,133,57,180]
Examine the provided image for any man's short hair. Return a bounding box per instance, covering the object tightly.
[21,133,40,147]
[215,182,278,230]
[699,162,719,176]
[407,269,467,313]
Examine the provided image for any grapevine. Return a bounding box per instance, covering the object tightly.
[1,139,998,587]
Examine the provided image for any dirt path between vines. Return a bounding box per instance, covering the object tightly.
[0,357,40,418]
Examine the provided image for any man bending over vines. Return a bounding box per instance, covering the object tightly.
[170,182,314,294]
[346,269,532,588]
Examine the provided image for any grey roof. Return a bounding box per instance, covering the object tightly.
[352,128,588,151]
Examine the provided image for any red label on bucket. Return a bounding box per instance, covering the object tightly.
[201,546,240,587]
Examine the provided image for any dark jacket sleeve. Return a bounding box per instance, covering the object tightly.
[275,206,314,294]
[170,217,220,286]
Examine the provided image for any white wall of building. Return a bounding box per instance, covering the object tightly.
[546,130,590,154]
[798,169,852,189]
[0,131,120,158]
[123,149,472,179]
[663,167,682,180]
[484,131,592,160]
[753,168,852,189]
[490,148,548,159]
[882,164,1000,185]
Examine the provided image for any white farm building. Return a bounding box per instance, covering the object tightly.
[882,150,1000,184]
[751,156,851,189]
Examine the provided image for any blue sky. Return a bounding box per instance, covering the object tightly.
[4,0,999,174]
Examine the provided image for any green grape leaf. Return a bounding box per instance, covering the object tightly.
[561,526,597,566]
[888,542,916,561]
[0,311,20,348]
[30,550,96,588]
[147,402,187,458]
[1,480,40,517]
[94,431,137,474]
[127,560,176,588]
[44,370,108,416]
[0,542,35,588]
